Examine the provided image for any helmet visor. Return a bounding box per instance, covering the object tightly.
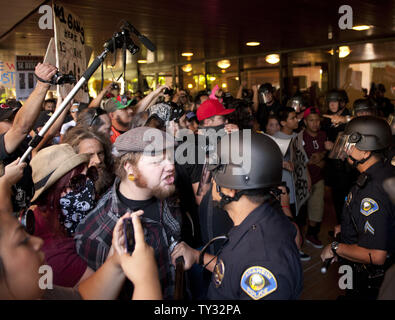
[328,133,356,160]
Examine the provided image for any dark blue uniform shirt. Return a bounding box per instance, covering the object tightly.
[341,161,395,253]
[207,202,303,300]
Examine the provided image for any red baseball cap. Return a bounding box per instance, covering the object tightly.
[196,99,235,121]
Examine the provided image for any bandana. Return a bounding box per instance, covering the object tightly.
[59,179,96,236]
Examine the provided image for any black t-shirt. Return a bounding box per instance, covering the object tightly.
[0,133,34,212]
[117,189,160,222]
[256,100,282,131]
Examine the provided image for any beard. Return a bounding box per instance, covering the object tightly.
[133,167,176,200]
[115,115,131,130]
[94,165,115,195]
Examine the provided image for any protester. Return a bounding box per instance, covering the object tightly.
[60,102,79,138]
[76,107,112,139]
[0,62,57,212]
[103,97,133,143]
[62,126,114,196]
[30,144,97,287]
[302,107,332,249]
[75,127,182,299]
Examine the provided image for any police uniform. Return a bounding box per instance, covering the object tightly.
[340,160,395,297]
[207,202,303,300]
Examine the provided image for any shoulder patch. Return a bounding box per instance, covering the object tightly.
[240,266,277,300]
[360,198,379,216]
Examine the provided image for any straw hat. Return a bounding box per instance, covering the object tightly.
[30,144,89,202]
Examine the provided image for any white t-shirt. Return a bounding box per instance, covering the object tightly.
[60,120,76,135]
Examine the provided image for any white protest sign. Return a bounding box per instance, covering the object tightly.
[290,131,310,215]
[53,2,89,102]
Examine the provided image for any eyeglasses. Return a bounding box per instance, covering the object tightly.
[89,108,106,127]
[68,166,98,192]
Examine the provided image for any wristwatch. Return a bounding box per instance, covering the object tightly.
[331,241,340,255]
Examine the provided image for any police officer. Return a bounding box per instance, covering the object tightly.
[353,98,377,117]
[320,116,395,299]
[321,90,356,226]
[171,131,303,300]
[288,94,308,132]
[254,83,282,131]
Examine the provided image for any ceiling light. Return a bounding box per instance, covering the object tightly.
[209,77,216,81]
[137,60,147,64]
[246,42,260,46]
[339,46,351,58]
[352,25,371,31]
[265,54,280,64]
[222,83,227,88]
[217,59,231,69]
[181,64,192,72]
[187,83,193,89]
[181,52,194,57]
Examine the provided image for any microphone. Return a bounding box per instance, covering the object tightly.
[137,35,156,52]
[122,20,156,52]
[320,258,333,274]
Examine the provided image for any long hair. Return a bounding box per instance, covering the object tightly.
[35,164,85,238]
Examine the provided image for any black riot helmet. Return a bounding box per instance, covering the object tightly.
[289,95,308,114]
[339,89,349,105]
[209,131,283,191]
[353,99,376,116]
[326,89,342,103]
[344,116,391,151]
[258,83,274,94]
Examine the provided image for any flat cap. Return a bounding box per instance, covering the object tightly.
[113,126,175,156]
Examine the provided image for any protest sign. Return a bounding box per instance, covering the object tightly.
[53,2,89,102]
[15,56,43,100]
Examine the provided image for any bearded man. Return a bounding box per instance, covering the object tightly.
[75,126,182,299]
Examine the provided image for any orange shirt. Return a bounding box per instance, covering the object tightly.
[110,126,122,144]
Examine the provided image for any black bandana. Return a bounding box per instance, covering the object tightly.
[59,179,96,236]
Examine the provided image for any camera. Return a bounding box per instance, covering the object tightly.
[51,71,77,85]
[164,88,174,96]
[123,218,135,254]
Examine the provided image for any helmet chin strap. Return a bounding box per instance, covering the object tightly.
[216,184,244,208]
[348,153,372,168]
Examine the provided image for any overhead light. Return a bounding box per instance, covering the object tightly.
[217,59,231,69]
[137,60,147,64]
[235,77,239,81]
[246,42,260,46]
[352,25,371,31]
[181,52,194,57]
[265,54,280,64]
[222,83,227,88]
[339,46,351,58]
[209,76,216,81]
[181,64,192,72]
[187,83,193,89]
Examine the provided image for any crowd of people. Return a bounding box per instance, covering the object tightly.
[0,61,394,300]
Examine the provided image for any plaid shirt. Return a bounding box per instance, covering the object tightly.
[74,178,182,299]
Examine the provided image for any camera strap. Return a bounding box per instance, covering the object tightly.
[34,73,56,85]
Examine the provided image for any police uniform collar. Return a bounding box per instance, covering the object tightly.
[227,202,272,251]
[364,160,385,176]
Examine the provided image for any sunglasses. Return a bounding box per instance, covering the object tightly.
[89,108,106,126]
[68,166,98,192]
